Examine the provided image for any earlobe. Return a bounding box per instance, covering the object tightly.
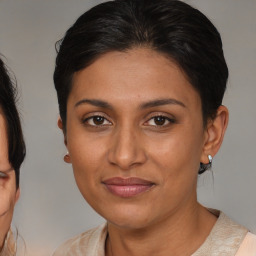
[58,118,71,163]
[57,117,63,130]
[201,105,229,164]
[64,152,71,164]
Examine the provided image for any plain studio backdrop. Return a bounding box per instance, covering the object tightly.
[0,0,255,255]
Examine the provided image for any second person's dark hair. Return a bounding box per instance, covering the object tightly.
[0,57,26,187]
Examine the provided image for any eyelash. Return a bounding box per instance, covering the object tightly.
[82,115,112,127]
[145,115,176,127]
[82,114,175,128]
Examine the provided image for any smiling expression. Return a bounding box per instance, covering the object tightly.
[64,48,208,229]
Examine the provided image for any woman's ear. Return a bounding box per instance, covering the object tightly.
[57,117,71,164]
[57,117,63,130]
[200,105,229,164]
[57,117,67,146]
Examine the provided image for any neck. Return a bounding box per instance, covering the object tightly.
[106,203,217,256]
[0,232,7,253]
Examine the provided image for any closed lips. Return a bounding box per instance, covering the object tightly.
[102,177,155,198]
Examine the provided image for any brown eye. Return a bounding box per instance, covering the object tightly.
[146,115,175,127]
[93,116,105,125]
[83,115,112,126]
[154,116,166,126]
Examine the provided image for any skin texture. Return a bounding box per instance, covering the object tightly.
[0,110,19,250]
[59,48,228,255]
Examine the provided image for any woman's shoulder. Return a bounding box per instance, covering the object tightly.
[210,210,256,255]
[52,223,107,256]
[216,210,256,254]
[193,210,251,255]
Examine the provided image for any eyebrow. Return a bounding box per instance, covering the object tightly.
[75,99,113,109]
[74,98,186,110]
[140,98,186,109]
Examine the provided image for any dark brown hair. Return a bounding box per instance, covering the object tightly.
[0,57,26,187]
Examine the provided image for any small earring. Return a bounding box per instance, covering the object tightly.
[198,154,213,174]
[208,154,212,163]
[208,154,213,167]
[64,152,70,163]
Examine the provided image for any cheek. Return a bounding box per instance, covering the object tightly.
[151,134,202,163]
[69,135,106,170]
[147,126,204,180]
[68,135,108,192]
[0,173,17,217]
[0,187,16,218]
[0,193,15,249]
[146,133,201,211]
[67,119,107,165]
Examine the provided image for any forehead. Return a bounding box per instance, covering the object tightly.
[70,48,201,108]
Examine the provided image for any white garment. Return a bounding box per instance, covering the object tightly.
[53,212,256,256]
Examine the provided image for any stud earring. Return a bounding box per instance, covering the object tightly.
[208,154,213,167]
[64,152,70,163]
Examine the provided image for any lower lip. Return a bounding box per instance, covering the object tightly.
[104,184,153,198]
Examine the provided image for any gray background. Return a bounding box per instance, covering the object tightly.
[0,0,255,255]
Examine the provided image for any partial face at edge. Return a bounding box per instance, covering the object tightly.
[62,48,215,229]
[0,110,19,249]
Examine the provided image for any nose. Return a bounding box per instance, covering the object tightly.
[107,125,147,170]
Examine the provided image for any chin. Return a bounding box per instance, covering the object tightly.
[99,205,155,230]
[108,217,152,230]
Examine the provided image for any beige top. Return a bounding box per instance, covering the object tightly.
[53,212,256,256]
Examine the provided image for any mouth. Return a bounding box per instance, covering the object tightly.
[102,177,155,198]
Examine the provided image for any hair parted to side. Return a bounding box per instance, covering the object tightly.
[0,57,26,187]
[54,0,228,173]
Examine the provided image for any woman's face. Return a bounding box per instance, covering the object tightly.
[0,110,19,248]
[64,48,209,229]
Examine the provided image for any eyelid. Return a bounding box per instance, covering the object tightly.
[144,112,176,126]
[82,112,113,126]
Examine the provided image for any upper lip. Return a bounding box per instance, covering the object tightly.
[102,177,155,186]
